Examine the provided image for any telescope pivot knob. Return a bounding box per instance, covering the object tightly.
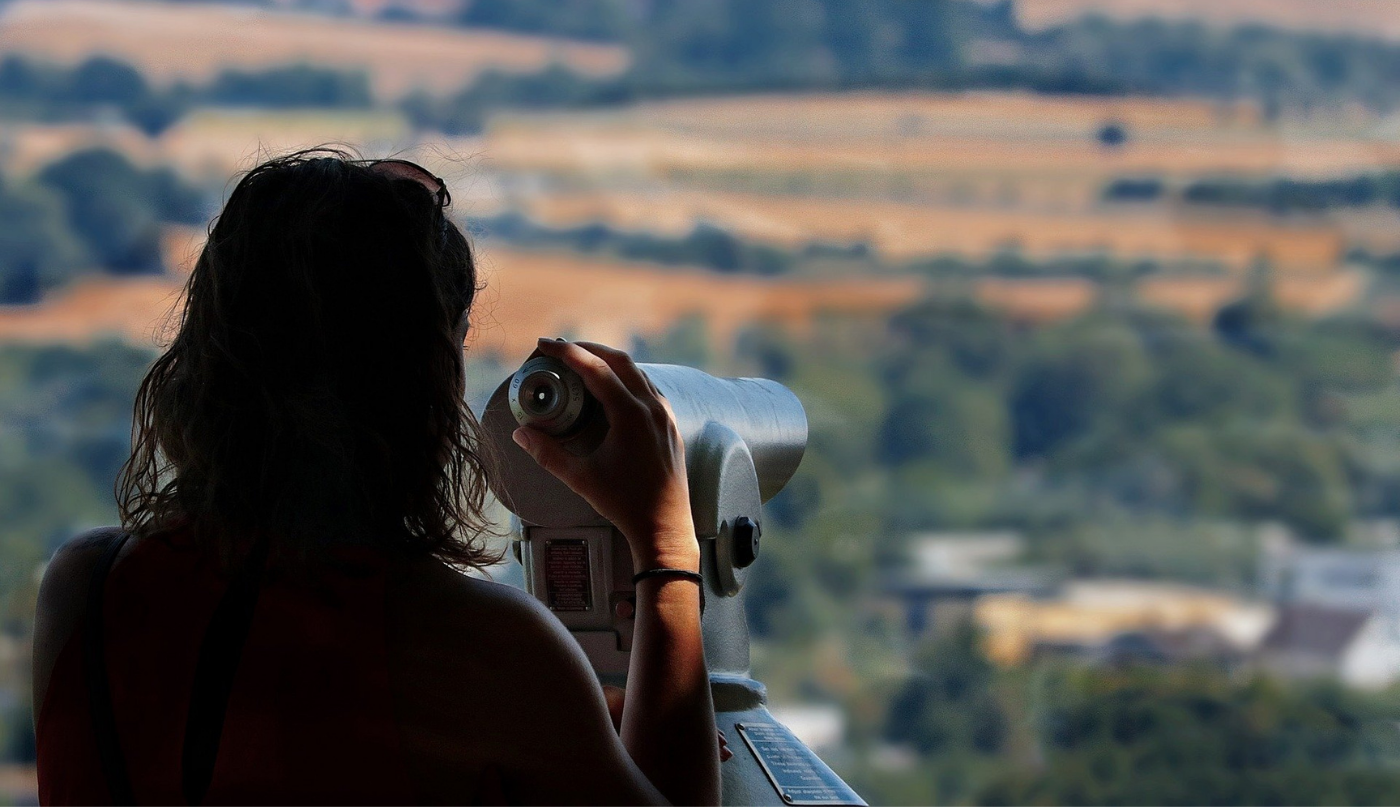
[733,516,760,568]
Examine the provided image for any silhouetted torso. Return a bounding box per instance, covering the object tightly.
[36,527,505,804]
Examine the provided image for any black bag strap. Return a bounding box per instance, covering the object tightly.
[83,531,270,807]
[83,531,135,806]
[181,537,269,806]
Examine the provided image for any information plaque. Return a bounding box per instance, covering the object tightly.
[736,721,864,805]
[544,539,591,611]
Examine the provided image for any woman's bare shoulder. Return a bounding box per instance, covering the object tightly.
[385,556,565,657]
[31,526,131,718]
[384,556,601,709]
[383,556,643,802]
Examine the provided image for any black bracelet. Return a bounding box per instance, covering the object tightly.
[631,568,702,585]
[631,568,705,615]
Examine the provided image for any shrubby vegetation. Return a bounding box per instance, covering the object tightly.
[472,213,798,275]
[629,287,1400,661]
[202,64,372,109]
[38,148,206,275]
[477,213,1217,281]
[0,55,372,135]
[848,626,1400,805]
[400,66,629,135]
[0,177,86,304]
[1106,173,1400,212]
[1183,174,1400,213]
[456,0,627,42]
[0,148,207,302]
[8,7,1400,138]
[444,0,1400,112]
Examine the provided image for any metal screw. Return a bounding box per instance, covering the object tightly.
[732,516,761,568]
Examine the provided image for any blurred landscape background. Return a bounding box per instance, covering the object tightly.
[5,0,1400,803]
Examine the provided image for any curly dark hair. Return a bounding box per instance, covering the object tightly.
[117,149,502,572]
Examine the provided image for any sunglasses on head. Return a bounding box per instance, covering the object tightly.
[368,159,450,209]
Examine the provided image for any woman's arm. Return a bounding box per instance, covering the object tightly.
[512,338,721,806]
[622,538,718,805]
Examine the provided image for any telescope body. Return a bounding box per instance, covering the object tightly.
[484,363,806,529]
[479,361,864,807]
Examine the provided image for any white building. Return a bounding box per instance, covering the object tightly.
[1257,604,1400,689]
[1257,525,1400,688]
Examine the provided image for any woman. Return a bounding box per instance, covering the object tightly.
[30,151,723,804]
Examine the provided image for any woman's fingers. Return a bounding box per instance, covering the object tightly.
[569,341,655,402]
[535,339,641,419]
[512,426,583,481]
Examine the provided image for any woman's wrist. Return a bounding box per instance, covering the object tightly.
[628,528,701,573]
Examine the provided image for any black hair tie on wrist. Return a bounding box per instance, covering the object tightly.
[631,568,705,615]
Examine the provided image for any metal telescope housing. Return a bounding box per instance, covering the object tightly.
[478,358,865,807]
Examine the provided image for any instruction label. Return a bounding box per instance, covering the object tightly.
[736,721,864,805]
[544,539,592,611]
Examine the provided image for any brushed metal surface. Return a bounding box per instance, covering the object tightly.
[479,363,808,529]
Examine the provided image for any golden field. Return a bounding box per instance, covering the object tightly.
[459,91,1391,298]
[481,93,1399,185]
[0,230,924,353]
[0,0,628,99]
[0,111,414,179]
[517,188,1346,273]
[0,78,1387,329]
[0,223,1364,351]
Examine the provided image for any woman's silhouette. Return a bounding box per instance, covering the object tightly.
[30,151,722,804]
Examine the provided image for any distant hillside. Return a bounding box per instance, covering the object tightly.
[0,0,628,98]
[0,231,923,352]
[1014,0,1400,41]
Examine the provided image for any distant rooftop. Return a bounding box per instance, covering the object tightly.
[1260,603,1373,658]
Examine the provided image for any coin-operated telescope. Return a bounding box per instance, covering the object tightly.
[480,356,865,807]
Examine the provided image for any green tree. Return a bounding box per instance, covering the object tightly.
[67,56,148,106]
[0,177,85,303]
[980,666,1400,806]
[37,148,206,274]
[885,624,1007,758]
[1011,319,1152,459]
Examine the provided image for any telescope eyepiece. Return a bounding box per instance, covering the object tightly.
[509,356,591,437]
[521,373,562,417]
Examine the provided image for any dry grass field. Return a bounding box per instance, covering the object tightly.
[484,93,1399,183]
[0,231,924,352]
[1135,270,1366,322]
[518,188,1346,272]
[0,0,628,98]
[969,272,1361,324]
[1,110,416,179]
[624,92,1261,139]
[1014,0,1400,41]
[468,247,924,353]
[0,64,1379,326]
[0,222,1356,351]
[468,91,1378,313]
[972,277,1098,323]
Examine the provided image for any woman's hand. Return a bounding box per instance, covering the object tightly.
[604,685,732,763]
[511,338,698,570]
